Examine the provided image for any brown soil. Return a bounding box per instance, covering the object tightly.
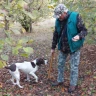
[0,18,96,96]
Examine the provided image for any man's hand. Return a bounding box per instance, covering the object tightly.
[72,35,80,41]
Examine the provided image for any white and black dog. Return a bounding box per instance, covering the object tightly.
[5,58,47,88]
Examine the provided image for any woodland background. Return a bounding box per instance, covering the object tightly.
[0,0,96,96]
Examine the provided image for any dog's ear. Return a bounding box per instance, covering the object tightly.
[31,62,36,68]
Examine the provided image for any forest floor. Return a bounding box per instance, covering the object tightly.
[0,17,96,96]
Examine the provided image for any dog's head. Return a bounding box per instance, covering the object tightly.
[36,58,47,66]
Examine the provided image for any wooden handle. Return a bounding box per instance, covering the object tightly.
[48,53,54,79]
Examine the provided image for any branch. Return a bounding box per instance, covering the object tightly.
[37,0,43,10]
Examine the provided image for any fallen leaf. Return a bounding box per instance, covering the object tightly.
[0,82,3,88]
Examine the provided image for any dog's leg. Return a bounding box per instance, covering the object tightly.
[15,74,23,88]
[16,79,23,88]
[25,74,30,82]
[10,77,16,85]
[29,72,38,82]
[14,70,23,88]
[6,78,16,85]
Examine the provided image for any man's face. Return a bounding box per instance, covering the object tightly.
[58,12,67,21]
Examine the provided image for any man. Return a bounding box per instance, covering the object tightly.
[51,4,87,93]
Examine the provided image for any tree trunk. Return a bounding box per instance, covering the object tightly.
[5,16,9,30]
[28,5,33,33]
[29,19,32,33]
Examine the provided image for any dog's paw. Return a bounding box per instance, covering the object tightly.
[13,83,17,85]
[24,79,31,82]
[35,78,38,83]
[5,79,11,83]
[19,86,24,88]
[35,80,38,83]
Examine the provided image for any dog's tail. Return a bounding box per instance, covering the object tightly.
[5,66,10,69]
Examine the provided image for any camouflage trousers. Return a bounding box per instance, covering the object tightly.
[57,50,80,86]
